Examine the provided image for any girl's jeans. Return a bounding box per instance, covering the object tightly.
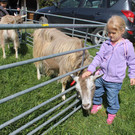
[93,77,122,114]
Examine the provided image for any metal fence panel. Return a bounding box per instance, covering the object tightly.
[0,10,106,134]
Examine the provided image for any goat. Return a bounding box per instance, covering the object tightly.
[33,28,92,100]
[71,74,103,110]
[0,14,26,58]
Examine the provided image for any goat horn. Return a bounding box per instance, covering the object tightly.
[70,74,79,82]
[70,74,75,79]
[14,13,17,16]
[21,15,27,18]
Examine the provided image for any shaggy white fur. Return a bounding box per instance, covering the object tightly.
[33,28,92,100]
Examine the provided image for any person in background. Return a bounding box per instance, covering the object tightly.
[0,0,9,19]
[8,0,22,15]
[0,0,8,9]
[82,15,135,125]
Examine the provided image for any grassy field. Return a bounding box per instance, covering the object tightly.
[0,39,135,135]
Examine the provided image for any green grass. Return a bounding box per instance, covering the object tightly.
[0,40,135,135]
[52,74,135,135]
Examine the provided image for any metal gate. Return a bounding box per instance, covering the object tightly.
[0,11,106,134]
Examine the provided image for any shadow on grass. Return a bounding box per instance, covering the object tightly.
[9,42,28,56]
[102,92,121,114]
[82,108,90,117]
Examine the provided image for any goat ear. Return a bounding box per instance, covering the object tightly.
[93,74,103,81]
[21,15,27,18]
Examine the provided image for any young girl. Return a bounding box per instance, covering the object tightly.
[82,15,135,125]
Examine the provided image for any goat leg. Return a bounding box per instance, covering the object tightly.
[37,66,41,80]
[62,82,66,100]
[2,45,6,58]
[15,47,18,59]
[14,39,19,59]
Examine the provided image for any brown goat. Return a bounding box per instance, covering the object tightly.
[0,14,26,58]
[33,28,92,100]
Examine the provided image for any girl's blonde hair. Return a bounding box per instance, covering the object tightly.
[106,15,126,34]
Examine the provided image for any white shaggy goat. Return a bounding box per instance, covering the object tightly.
[33,28,93,101]
[0,14,25,58]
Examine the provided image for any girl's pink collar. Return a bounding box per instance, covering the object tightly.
[111,38,124,46]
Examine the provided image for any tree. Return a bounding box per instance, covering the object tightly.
[39,0,55,8]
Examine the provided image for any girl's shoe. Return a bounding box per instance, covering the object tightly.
[91,105,102,114]
[107,114,116,125]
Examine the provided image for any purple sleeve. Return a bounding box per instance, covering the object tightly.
[127,41,135,79]
[87,43,105,73]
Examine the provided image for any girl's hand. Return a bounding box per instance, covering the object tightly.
[130,78,135,85]
[82,71,92,78]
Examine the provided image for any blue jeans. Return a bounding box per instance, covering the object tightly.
[93,77,122,114]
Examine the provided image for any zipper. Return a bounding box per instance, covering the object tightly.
[104,39,125,80]
[104,46,114,79]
